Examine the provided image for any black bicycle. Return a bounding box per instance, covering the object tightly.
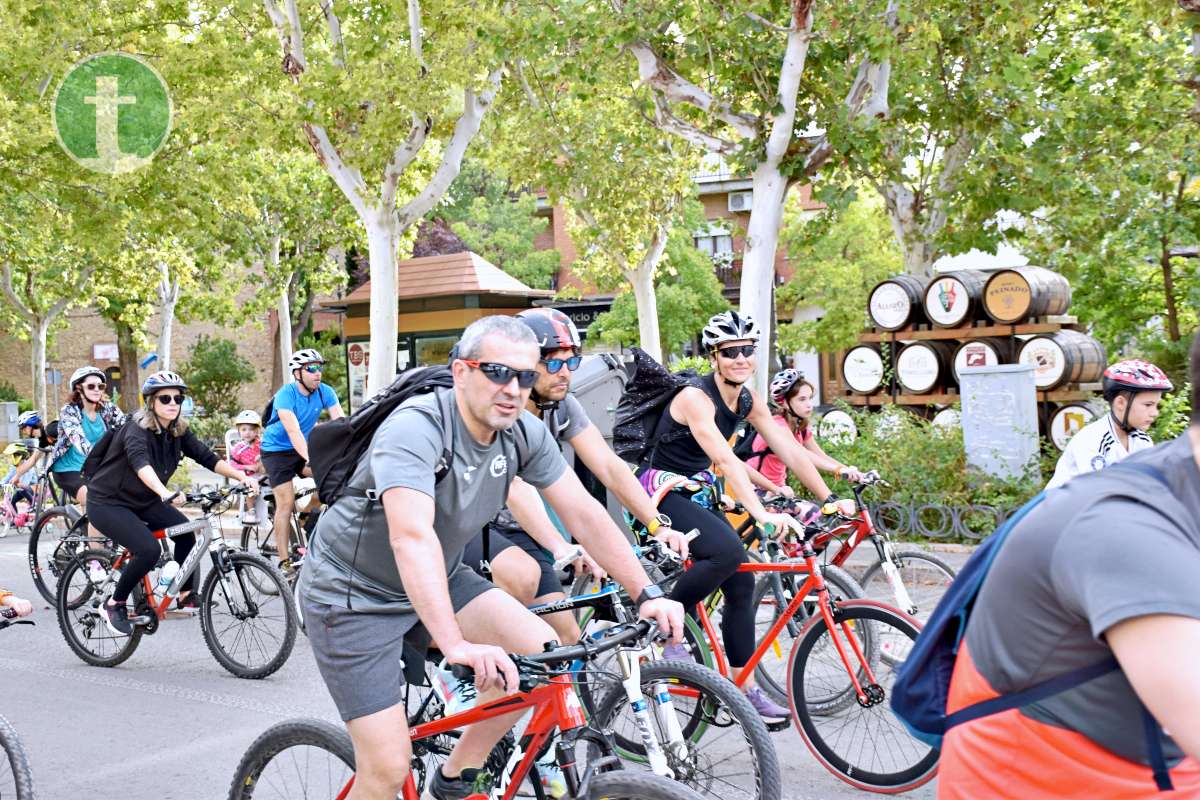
[1,608,35,799]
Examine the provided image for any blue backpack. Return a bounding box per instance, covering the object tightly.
[890,461,1174,791]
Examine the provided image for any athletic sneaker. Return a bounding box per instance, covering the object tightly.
[176,593,200,611]
[433,660,478,714]
[102,601,132,635]
[422,766,486,800]
[746,686,790,724]
[87,559,107,586]
[660,641,690,661]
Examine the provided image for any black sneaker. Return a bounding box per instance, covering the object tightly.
[422,767,486,800]
[102,601,132,635]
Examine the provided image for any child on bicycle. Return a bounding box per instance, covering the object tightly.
[229,410,268,525]
[1,442,37,525]
[0,589,33,617]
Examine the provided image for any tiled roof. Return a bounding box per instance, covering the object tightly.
[343,251,554,304]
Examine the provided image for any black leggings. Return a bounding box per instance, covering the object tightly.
[657,491,755,667]
[87,501,194,603]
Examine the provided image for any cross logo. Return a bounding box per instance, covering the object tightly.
[53,53,173,174]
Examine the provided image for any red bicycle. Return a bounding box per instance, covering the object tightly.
[228,621,706,800]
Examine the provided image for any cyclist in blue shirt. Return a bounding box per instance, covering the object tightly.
[260,348,343,571]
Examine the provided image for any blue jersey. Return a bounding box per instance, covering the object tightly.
[261,382,339,453]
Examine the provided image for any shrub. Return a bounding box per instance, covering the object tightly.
[0,380,32,413]
[180,336,256,417]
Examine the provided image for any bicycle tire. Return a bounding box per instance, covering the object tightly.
[858,546,956,622]
[200,551,297,679]
[55,549,143,668]
[0,714,34,800]
[226,717,354,799]
[788,600,938,793]
[588,659,781,800]
[581,771,709,800]
[28,507,86,603]
[752,563,863,709]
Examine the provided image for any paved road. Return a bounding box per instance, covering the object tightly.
[0,526,945,800]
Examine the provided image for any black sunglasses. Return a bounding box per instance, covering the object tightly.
[82,382,106,391]
[460,360,539,389]
[541,355,582,374]
[155,394,185,405]
[716,344,756,359]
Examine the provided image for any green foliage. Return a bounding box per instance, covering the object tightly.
[187,411,234,452]
[0,381,31,413]
[440,162,561,289]
[589,211,729,357]
[776,192,901,353]
[297,329,347,411]
[180,336,256,417]
[1150,383,1193,442]
[669,356,713,375]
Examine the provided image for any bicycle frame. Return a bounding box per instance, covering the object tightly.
[110,516,228,623]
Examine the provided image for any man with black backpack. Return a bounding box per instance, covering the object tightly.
[929,332,1200,799]
[297,315,684,800]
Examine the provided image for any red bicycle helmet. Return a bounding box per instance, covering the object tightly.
[1102,359,1173,433]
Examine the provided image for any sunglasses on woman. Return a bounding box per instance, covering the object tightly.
[155,394,185,406]
[541,355,582,374]
[82,382,106,391]
[460,360,540,389]
[717,344,756,359]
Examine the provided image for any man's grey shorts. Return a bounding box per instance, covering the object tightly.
[302,566,494,722]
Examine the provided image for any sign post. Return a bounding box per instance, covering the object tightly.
[960,364,1040,481]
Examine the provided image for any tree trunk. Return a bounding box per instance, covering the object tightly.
[1161,240,1181,342]
[31,317,49,420]
[292,289,316,350]
[157,280,179,373]
[115,322,141,413]
[739,163,788,394]
[277,270,293,385]
[365,211,399,395]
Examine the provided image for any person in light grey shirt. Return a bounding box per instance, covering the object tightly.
[298,315,684,800]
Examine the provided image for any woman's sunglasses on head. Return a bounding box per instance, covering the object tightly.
[540,355,582,374]
[716,344,756,360]
[460,360,539,389]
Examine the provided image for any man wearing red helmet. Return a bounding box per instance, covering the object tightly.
[1046,359,1174,489]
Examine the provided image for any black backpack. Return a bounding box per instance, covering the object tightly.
[732,421,772,469]
[80,418,128,483]
[611,347,702,465]
[308,365,528,507]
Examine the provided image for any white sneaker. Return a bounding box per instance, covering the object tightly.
[87,560,107,586]
[433,660,478,714]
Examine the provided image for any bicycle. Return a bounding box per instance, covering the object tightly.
[228,621,708,800]
[0,482,35,538]
[55,485,298,679]
[1,608,35,800]
[4,444,67,541]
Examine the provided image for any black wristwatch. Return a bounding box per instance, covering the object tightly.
[635,584,665,610]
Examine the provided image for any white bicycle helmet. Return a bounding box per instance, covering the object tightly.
[288,348,324,372]
[701,311,759,351]
[69,365,105,389]
[16,410,42,428]
[234,409,262,427]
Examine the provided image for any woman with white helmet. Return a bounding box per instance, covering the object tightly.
[49,366,125,505]
[632,310,840,723]
[1046,359,1174,490]
[259,348,343,572]
[84,371,259,633]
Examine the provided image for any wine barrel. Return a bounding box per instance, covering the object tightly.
[868,275,928,331]
[952,337,1012,381]
[924,270,989,328]
[842,345,886,394]
[983,266,1071,323]
[1018,330,1107,390]
[896,341,955,394]
[1047,403,1097,450]
[931,406,961,430]
[817,409,858,444]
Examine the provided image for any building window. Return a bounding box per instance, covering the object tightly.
[694,223,734,266]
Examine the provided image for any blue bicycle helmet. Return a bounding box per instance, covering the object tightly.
[141,371,188,398]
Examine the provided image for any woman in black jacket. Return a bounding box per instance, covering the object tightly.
[87,371,258,635]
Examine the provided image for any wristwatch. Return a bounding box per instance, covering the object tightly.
[646,512,672,535]
[635,584,665,610]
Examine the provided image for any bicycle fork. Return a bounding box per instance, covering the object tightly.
[873,536,917,616]
[615,647,686,777]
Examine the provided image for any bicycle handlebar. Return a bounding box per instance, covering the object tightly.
[0,607,34,630]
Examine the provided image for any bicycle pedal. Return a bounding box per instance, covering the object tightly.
[765,718,791,733]
[131,615,155,627]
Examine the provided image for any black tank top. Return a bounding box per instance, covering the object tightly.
[647,373,751,475]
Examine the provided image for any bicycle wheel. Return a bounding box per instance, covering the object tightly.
[752,564,863,708]
[0,715,34,800]
[55,549,143,668]
[29,507,86,603]
[858,545,956,622]
[588,660,781,800]
[227,718,354,799]
[199,551,297,679]
[789,600,938,793]
[583,771,709,800]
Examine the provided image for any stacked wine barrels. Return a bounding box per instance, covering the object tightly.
[832,266,1103,450]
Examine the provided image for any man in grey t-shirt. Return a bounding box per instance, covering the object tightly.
[462,308,695,646]
[298,315,684,800]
